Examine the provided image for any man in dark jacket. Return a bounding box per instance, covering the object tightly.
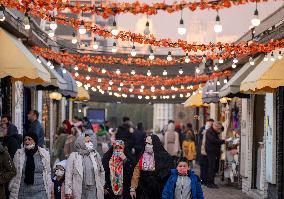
[0,123,20,159]
[205,122,225,188]
[132,122,146,156]
[0,143,16,199]
[1,115,18,137]
[116,117,133,148]
[27,110,45,147]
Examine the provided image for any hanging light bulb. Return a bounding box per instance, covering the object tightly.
[140,89,144,93]
[86,75,90,80]
[23,12,30,30]
[202,54,207,63]
[219,57,224,64]
[101,68,106,74]
[195,67,200,74]
[125,45,135,57]
[118,87,122,91]
[180,85,185,90]
[264,53,269,62]
[74,65,78,71]
[278,51,283,60]
[78,20,86,35]
[185,53,190,63]
[87,66,92,72]
[141,85,145,89]
[48,29,55,38]
[74,72,79,77]
[178,16,186,35]
[179,67,184,75]
[112,42,117,53]
[167,51,173,61]
[171,85,175,90]
[149,48,154,60]
[217,79,221,86]
[214,64,219,71]
[232,63,237,68]
[251,3,260,27]
[71,32,78,44]
[172,95,176,99]
[233,55,238,64]
[151,86,155,92]
[249,57,255,65]
[224,78,228,84]
[214,12,222,33]
[93,37,99,49]
[97,78,102,83]
[138,95,142,99]
[107,86,112,91]
[116,68,121,75]
[131,68,136,75]
[91,87,96,92]
[36,56,41,64]
[147,69,152,76]
[46,60,51,67]
[0,6,5,22]
[129,87,134,92]
[50,17,57,30]
[161,85,165,90]
[120,82,124,87]
[163,68,167,76]
[270,52,275,62]
[109,80,113,85]
[144,20,150,35]
[111,19,119,36]
[62,68,67,74]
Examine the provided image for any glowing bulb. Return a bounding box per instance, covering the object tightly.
[112,42,117,53]
[101,68,106,74]
[111,20,119,36]
[163,69,167,76]
[87,67,92,72]
[131,45,136,57]
[78,20,86,35]
[161,85,165,90]
[91,87,96,92]
[74,72,79,77]
[36,56,41,64]
[219,57,224,64]
[171,86,175,90]
[214,14,222,33]
[149,49,154,60]
[217,80,221,86]
[71,33,77,44]
[185,53,190,63]
[131,69,136,75]
[118,87,122,91]
[232,63,237,68]
[97,78,102,83]
[46,60,51,67]
[178,18,186,35]
[120,82,124,87]
[138,95,142,99]
[195,67,200,74]
[214,64,219,71]
[179,67,184,75]
[116,68,121,75]
[23,12,30,30]
[278,51,282,60]
[50,18,57,30]
[62,68,67,74]
[181,85,185,89]
[74,65,78,71]
[233,56,238,64]
[92,38,99,49]
[147,69,152,76]
[249,57,255,65]
[108,86,111,91]
[264,54,269,62]
[86,75,90,80]
[109,80,113,85]
[144,21,150,35]
[224,78,228,84]
[167,51,173,61]
[0,6,5,22]
[48,29,55,37]
[251,9,260,27]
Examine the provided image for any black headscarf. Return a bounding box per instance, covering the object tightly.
[24,132,38,185]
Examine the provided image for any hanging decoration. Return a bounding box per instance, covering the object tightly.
[2,0,273,19]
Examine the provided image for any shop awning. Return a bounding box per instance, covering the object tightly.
[219,55,263,98]
[184,93,208,108]
[0,28,50,84]
[55,67,77,98]
[240,50,284,93]
[36,57,68,91]
[74,87,90,101]
[202,78,225,104]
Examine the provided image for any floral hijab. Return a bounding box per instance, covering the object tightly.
[109,140,125,195]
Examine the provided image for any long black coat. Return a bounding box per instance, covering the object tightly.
[102,146,136,199]
[205,127,225,155]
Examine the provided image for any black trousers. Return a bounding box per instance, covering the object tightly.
[199,155,208,184]
[207,152,218,185]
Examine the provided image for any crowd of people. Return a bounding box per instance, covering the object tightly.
[0,111,227,199]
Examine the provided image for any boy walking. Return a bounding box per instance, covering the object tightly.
[162,157,204,199]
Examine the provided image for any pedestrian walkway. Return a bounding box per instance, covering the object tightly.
[202,184,251,199]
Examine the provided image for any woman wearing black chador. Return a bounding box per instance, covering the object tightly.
[130,135,174,199]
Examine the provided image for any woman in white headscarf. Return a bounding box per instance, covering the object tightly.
[164,123,180,157]
[65,134,105,199]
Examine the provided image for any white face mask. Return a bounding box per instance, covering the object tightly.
[85,142,93,151]
[55,169,65,177]
[25,144,35,150]
[129,128,134,133]
[145,144,154,153]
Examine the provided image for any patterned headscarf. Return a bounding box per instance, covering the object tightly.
[109,140,125,195]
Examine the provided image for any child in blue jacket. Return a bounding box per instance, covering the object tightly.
[162,157,204,199]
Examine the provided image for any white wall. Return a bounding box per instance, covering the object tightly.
[12,81,24,134]
[153,104,174,131]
